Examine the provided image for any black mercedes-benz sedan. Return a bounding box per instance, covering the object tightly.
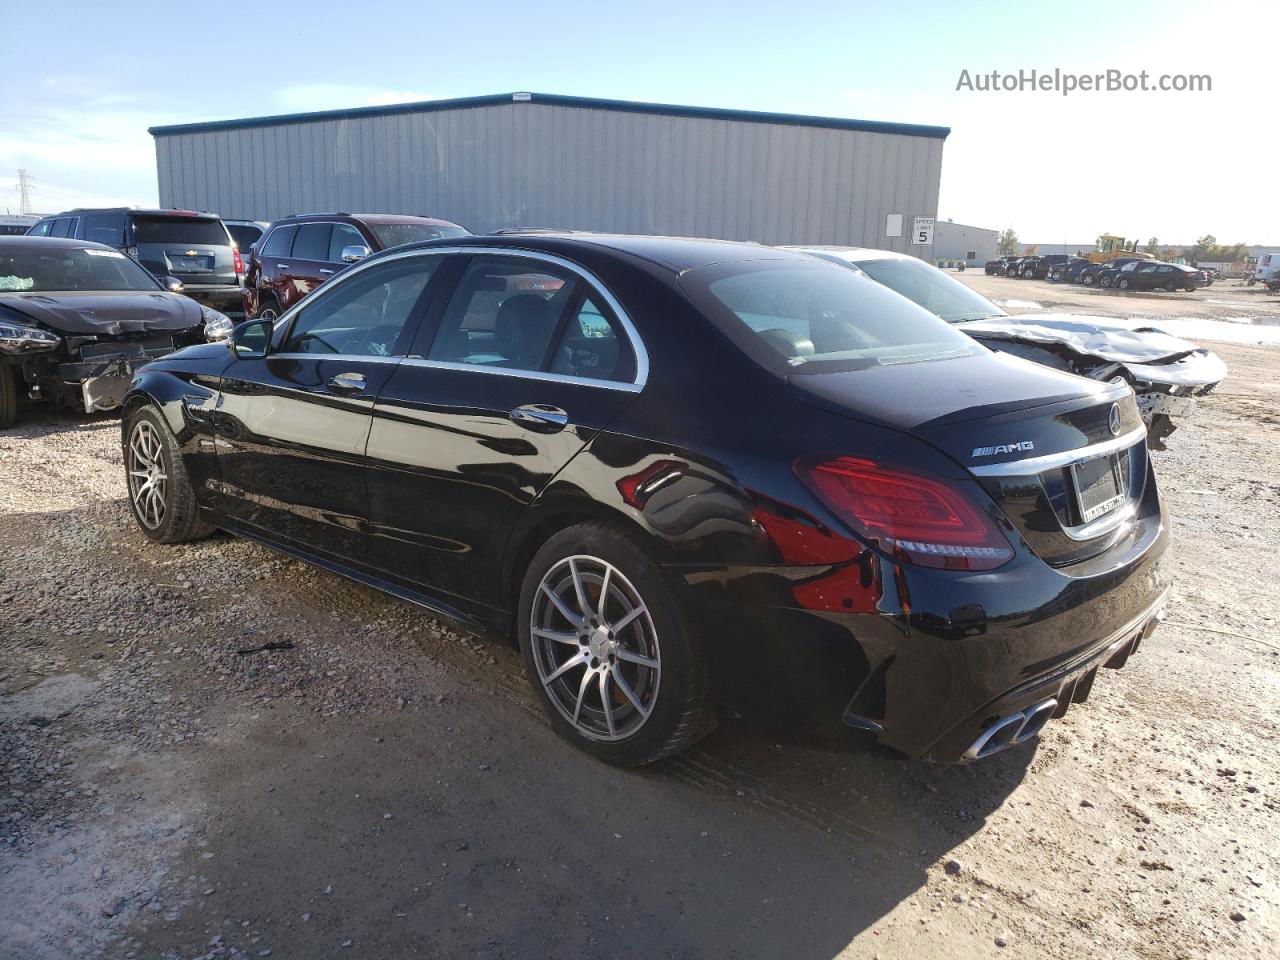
[120,234,1170,766]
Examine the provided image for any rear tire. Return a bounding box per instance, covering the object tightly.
[518,522,713,766]
[0,363,18,429]
[256,295,281,323]
[1118,279,1131,290]
[122,404,216,543]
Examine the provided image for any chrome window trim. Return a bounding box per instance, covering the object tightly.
[968,425,1147,477]
[269,245,649,389]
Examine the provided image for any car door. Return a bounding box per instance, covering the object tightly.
[364,251,645,617]
[253,224,297,318]
[324,222,370,282]
[278,222,333,311]
[212,251,446,564]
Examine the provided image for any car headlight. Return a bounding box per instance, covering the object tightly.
[201,308,234,342]
[0,319,61,354]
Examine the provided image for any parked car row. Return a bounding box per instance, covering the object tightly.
[985,253,1210,291]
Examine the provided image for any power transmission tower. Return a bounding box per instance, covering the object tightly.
[17,169,34,215]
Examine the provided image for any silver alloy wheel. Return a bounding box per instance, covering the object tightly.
[259,306,279,322]
[530,554,661,742]
[127,420,168,530]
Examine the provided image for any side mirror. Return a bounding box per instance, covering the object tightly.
[340,244,371,263]
[228,318,273,358]
[163,276,184,293]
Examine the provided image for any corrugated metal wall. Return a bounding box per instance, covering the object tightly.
[155,101,944,251]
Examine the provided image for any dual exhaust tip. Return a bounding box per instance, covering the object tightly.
[963,698,1058,761]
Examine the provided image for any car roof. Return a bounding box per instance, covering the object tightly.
[0,235,112,251]
[443,232,809,272]
[278,212,463,228]
[40,207,223,219]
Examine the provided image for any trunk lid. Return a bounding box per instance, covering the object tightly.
[790,349,1148,565]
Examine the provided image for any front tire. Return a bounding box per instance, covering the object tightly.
[123,405,215,543]
[518,522,712,766]
[0,363,18,429]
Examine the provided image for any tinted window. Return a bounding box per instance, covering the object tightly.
[292,223,332,261]
[329,223,367,261]
[27,220,53,237]
[548,295,630,382]
[50,218,77,238]
[226,223,263,252]
[281,256,438,357]
[682,260,979,373]
[1133,263,1156,273]
[847,255,1004,323]
[262,225,297,257]
[131,216,229,246]
[0,246,159,292]
[429,256,574,371]
[369,223,469,248]
[82,214,127,247]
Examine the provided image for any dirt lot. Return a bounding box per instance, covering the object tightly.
[2,328,1278,957]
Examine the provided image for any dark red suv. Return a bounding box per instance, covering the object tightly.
[243,213,469,320]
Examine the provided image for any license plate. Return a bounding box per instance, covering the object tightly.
[1071,454,1124,523]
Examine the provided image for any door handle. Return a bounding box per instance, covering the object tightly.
[319,268,335,275]
[510,403,568,431]
[278,264,290,271]
[328,372,367,393]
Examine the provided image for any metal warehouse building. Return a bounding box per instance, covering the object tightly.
[150,92,948,251]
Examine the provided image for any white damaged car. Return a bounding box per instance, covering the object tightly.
[790,246,1227,450]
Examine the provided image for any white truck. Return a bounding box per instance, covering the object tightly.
[1253,253,1280,291]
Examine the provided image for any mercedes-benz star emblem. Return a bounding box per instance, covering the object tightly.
[1108,403,1121,437]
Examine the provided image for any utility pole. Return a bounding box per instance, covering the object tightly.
[17,169,34,215]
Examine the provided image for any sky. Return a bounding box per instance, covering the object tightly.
[2,0,1275,244]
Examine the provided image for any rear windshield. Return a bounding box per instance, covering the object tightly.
[0,246,160,292]
[131,216,230,246]
[846,255,1006,323]
[369,223,469,248]
[681,260,981,374]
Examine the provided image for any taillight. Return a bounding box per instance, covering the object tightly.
[798,457,1013,571]
[232,248,244,275]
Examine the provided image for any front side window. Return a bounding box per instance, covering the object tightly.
[328,223,367,261]
[281,256,439,357]
[682,260,980,373]
[27,220,53,237]
[428,256,573,371]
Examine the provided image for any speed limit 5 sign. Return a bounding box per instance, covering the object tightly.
[912,217,935,245]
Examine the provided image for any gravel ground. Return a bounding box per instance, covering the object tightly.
[1,337,1277,959]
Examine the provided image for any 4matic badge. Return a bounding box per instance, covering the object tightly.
[972,441,1035,458]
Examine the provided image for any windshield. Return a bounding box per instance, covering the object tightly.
[226,224,263,251]
[849,256,1006,323]
[681,260,981,373]
[369,223,470,248]
[0,246,161,292]
[132,216,230,246]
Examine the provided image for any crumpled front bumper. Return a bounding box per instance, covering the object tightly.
[58,339,190,412]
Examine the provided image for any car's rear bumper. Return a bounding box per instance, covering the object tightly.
[180,283,245,318]
[669,502,1170,762]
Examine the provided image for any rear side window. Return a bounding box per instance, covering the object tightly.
[82,214,126,247]
[131,216,230,246]
[682,260,979,373]
[292,223,332,261]
[429,256,573,371]
[548,296,628,381]
[50,218,77,238]
[262,225,297,257]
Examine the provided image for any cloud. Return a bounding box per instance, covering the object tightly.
[273,85,441,113]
